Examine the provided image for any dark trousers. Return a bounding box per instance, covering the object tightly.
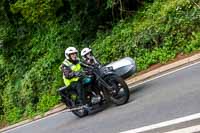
[70,80,86,104]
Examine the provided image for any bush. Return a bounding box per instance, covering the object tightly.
[92,0,200,71]
[1,22,77,125]
[10,0,63,24]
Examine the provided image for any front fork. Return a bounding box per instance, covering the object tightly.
[96,74,113,91]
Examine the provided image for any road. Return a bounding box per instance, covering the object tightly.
[4,61,200,133]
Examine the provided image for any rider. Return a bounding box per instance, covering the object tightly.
[60,47,86,106]
[81,47,102,100]
[81,47,100,66]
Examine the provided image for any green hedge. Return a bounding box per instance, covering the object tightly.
[92,0,200,71]
[0,23,73,123]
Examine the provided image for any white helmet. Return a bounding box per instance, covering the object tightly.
[81,48,92,59]
[65,47,78,59]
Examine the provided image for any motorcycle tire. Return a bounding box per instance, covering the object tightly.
[104,75,130,105]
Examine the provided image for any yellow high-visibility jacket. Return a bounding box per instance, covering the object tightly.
[60,59,81,87]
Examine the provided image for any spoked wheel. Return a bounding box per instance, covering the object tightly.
[105,75,130,105]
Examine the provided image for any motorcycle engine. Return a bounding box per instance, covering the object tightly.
[91,95,101,104]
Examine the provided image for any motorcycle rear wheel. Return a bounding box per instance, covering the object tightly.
[63,96,88,118]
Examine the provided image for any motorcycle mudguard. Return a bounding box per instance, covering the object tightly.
[105,57,136,79]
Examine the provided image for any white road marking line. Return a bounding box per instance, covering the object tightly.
[120,113,200,133]
[2,109,70,133]
[164,125,200,133]
[129,60,200,88]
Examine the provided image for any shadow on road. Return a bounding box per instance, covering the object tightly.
[129,82,155,102]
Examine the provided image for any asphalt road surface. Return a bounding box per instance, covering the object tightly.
[4,61,200,133]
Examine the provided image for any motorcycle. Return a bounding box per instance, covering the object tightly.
[58,63,130,117]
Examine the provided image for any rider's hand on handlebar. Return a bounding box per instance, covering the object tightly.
[86,69,93,75]
[74,72,83,77]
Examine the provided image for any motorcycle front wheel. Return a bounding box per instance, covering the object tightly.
[104,75,130,105]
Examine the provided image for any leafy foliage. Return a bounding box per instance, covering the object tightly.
[10,0,63,24]
[92,0,200,71]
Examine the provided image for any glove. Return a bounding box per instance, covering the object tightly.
[74,72,82,77]
[86,69,93,75]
